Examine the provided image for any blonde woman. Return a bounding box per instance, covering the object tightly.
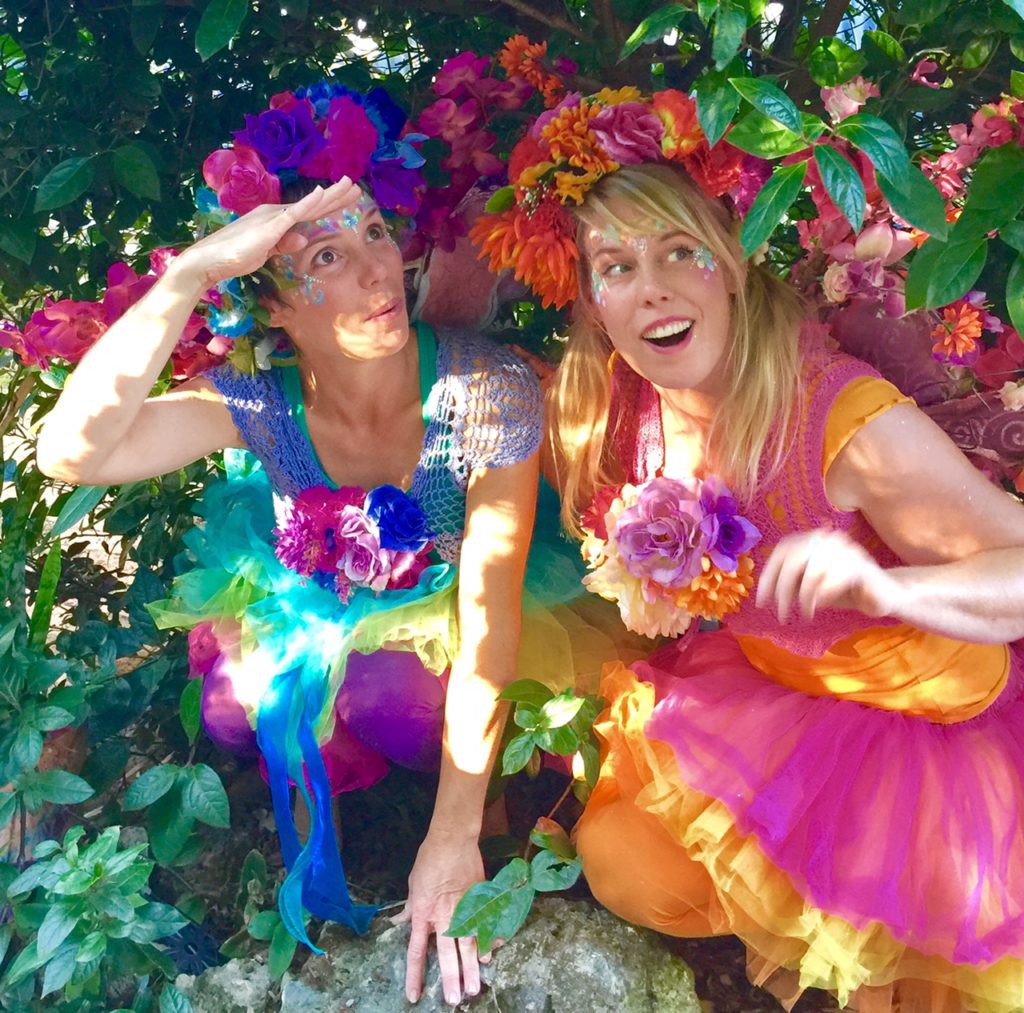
[474,88,1024,1012]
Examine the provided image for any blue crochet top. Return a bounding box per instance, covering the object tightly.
[205,323,542,563]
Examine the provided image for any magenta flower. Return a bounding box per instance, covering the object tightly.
[590,102,664,165]
[0,321,28,365]
[417,98,480,144]
[910,59,944,89]
[22,299,108,368]
[733,156,772,216]
[434,52,490,100]
[698,476,760,572]
[298,96,378,182]
[274,485,365,576]
[203,144,281,215]
[187,622,221,678]
[613,477,707,588]
[103,262,157,321]
[233,100,323,173]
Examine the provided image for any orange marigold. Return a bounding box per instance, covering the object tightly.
[674,554,755,621]
[498,34,566,109]
[518,161,556,190]
[542,101,618,176]
[554,168,604,205]
[470,202,579,309]
[931,302,983,361]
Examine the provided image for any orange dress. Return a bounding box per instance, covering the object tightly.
[576,369,1024,1013]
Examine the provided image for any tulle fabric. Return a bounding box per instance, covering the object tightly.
[578,638,1024,1013]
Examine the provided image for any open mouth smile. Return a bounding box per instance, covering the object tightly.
[641,319,694,349]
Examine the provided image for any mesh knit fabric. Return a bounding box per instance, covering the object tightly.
[207,327,542,563]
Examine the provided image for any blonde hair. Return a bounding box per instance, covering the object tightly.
[548,163,805,536]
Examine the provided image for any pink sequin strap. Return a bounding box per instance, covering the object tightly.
[609,354,664,483]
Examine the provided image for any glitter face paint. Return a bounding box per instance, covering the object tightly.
[692,242,717,280]
[591,266,608,306]
[293,192,378,240]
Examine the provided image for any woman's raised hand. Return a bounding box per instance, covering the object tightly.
[171,178,363,290]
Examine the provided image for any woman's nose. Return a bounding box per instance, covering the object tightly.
[356,250,388,288]
[638,263,671,302]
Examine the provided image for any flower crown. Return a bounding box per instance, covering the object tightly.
[197,81,426,353]
[470,87,746,309]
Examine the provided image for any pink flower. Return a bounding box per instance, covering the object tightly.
[299,96,378,182]
[22,299,108,368]
[203,143,281,215]
[0,321,28,365]
[975,328,1024,388]
[386,550,429,589]
[613,477,707,588]
[529,92,582,138]
[187,622,221,678]
[417,98,480,144]
[553,56,578,76]
[274,485,365,576]
[434,52,490,100]
[911,59,944,89]
[103,262,157,322]
[589,102,664,164]
[822,262,856,304]
[444,129,503,174]
[336,506,390,592]
[971,106,1016,148]
[732,156,772,216]
[821,76,880,123]
[149,247,179,276]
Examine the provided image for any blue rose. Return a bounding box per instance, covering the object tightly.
[365,485,434,552]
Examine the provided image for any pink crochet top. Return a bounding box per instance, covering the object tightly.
[610,338,904,658]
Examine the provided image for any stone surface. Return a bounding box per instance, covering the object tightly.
[177,898,701,1012]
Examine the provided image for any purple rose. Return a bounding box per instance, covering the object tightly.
[590,102,664,165]
[614,477,707,587]
[233,102,324,173]
[336,506,390,591]
[699,476,761,572]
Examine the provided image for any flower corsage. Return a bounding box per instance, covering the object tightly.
[274,484,435,602]
[580,475,761,638]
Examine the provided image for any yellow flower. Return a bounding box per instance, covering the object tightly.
[592,86,642,106]
[674,554,755,621]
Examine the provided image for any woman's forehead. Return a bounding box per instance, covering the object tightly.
[290,191,379,240]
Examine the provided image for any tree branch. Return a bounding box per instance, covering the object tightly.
[492,0,588,41]
[809,0,850,45]
[771,0,804,62]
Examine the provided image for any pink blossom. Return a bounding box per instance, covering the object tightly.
[553,56,578,76]
[103,262,157,322]
[822,262,856,304]
[911,59,944,89]
[444,129,503,175]
[0,321,27,363]
[433,52,490,100]
[848,222,916,265]
[336,506,390,592]
[203,144,281,215]
[187,622,221,678]
[971,107,1016,148]
[470,76,532,110]
[149,247,179,276]
[590,102,664,165]
[975,328,1024,388]
[921,154,966,199]
[417,98,480,144]
[298,97,378,182]
[274,485,365,576]
[732,156,772,216]
[22,299,108,368]
[530,92,582,138]
[821,76,880,123]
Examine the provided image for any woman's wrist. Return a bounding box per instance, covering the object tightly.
[162,248,219,302]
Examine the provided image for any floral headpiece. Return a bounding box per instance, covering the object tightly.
[197,81,427,352]
[470,86,746,309]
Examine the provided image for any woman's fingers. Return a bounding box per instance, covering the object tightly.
[458,935,481,998]
[404,920,429,1003]
[435,931,464,1006]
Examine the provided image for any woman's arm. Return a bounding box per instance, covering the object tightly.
[400,453,539,1006]
[37,180,360,485]
[757,402,1024,643]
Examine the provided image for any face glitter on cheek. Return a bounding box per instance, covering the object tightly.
[278,255,297,282]
[692,242,717,280]
[591,267,608,307]
[299,273,326,305]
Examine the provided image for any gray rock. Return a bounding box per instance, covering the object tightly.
[178,898,700,1013]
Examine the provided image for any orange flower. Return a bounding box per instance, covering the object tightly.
[592,86,642,106]
[470,201,579,309]
[554,168,603,205]
[652,90,704,160]
[498,34,566,109]
[674,554,755,621]
[542,101,619,176]
[682,140,745,199]
[931,301,983,361]
[517,161,556,190]
[508,134,551,186]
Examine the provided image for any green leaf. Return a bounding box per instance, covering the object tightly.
[148,784,195,864]
[953,145,1024,239]
[0,88,27,122]
[483,186,515,214]
[159,983,193,1013]
[862,29,906,64]
[1012,70,1024,99]
[1004,222,1024,255]
[695,68,741,148]
[50,868,95,896]
[446,858,534,953]
[268,920,298,980]
[961,35,997,70]
[28,543,62,650]
[49,486,107,538]
[1007,256,1024,335]
[40,941,78,998]
[129,902,188,943]
[36,770,94,805]
[502,732,538,776]
[124,765,179,810]
[3,938,44,986]
[32,706,75,733]
[1005,0,1024,23]
[0,793,16,830]
[835,113,911,182]
[904,237,988,310]
[876,169,949,242]
[112,145,161,201]
[0,218,36,264]
[498,679,554,708]
[725,110,806,157]
[814,146,866,233]
[181,764,230,828]
[539,693,585,729]
[739,160,807,256]
[712,0,748,70]
[619,3,688,61]
[179,679,202,745]
[37,904,79,959]
[529,850,583,892]
[808,37,866,87]
[577,739,601,787]
[246,910,280,941]
[729,77,801,134]
[894,0,952,25]
[34,157,95,213]
[537,725,578,755]
[528,822,576,862]
[7,861,48,898]
[11,725,43,774]
[131,3,165,54]
[75,931,107,964]
[195,0,249,61]
[0,924,13,968]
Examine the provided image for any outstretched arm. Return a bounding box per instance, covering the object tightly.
[400,453,539,1006]
[37,179,361,485]
[757,402,1024,643]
